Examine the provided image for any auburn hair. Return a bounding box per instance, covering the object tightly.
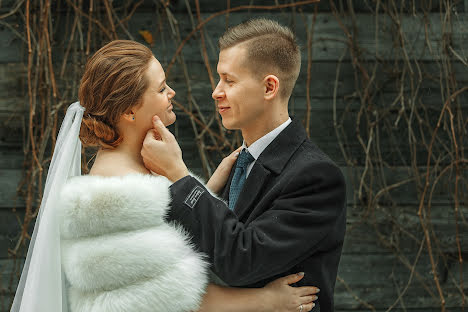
[79,40,153,149]
[219,18,301,99]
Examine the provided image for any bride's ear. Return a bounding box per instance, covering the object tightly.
[122,110,136,122]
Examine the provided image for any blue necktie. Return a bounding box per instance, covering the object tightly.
[229,149,255,210]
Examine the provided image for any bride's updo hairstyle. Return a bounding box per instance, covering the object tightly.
[79,40,153,149]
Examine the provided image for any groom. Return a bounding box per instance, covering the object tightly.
[142,18,346,312]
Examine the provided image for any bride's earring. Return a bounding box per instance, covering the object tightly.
[123,111,135,122]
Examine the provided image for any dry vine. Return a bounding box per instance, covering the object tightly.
[0,0,466,311]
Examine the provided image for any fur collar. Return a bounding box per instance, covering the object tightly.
[58,174,208,312]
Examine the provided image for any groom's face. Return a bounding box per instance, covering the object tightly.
[212,45,266,130]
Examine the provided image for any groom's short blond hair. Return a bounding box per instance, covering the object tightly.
[219,18,301,99]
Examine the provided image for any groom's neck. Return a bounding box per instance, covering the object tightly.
[242,113,289,147]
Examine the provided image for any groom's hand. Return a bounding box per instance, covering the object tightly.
[141,115,189,182]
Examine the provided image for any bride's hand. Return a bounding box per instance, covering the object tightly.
[261,273,319,312]
[206,147,242,194]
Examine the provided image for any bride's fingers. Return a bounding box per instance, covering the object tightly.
[228,146,243,157]
[296,286,320,296]
[297,286,320,296]
[294,302,316,312]
[221,146,243,165]
[299,302,316,311]
[299,295,318,304]
[280,272,305,285]
[230,149,241,158]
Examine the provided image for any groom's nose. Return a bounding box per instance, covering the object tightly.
[212,82,224,100]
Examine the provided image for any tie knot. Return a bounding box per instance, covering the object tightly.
[236,149,255,169]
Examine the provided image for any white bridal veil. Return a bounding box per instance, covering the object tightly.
[11,101,84,312]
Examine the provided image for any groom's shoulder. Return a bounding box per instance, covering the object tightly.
[284,138,343,179]
[293,138,336,165]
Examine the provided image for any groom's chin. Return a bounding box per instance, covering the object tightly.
[220,118,237,131]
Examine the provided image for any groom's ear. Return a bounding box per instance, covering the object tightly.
[263,75,280,100]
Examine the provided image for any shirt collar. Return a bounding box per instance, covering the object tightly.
[242,118,292,160]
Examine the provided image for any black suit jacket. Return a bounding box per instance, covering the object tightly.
[166,119,347,312]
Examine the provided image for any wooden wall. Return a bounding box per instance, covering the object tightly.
[0,1,467,311]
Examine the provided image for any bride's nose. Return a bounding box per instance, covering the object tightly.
[167,85,176,98]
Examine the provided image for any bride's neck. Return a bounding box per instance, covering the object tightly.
[111,139,144,163]
[91,139,150,176]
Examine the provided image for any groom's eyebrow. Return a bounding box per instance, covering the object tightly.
[220,72,237,78]
[158,79,166,88]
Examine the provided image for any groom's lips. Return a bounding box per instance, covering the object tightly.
[218,106,230,113]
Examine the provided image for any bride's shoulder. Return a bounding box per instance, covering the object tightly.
[62,172,170,194]
[89,157,149,176]
[58,173,172,239]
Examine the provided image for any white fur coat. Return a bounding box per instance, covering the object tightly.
[58,174,208,312]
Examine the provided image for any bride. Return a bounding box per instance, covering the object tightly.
[11,40,318,312]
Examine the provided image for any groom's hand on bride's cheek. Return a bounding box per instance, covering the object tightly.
[141,128,164,176]
[141,115,189,182]
[153,129,162,141]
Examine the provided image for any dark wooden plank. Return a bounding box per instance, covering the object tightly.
[2,0,461,14]
[342,205,468,254]
[124,13,468,62]
[0,259,23,302]
[336,253,467,309]
[1,13,467,63]
[171,0,467,14]
[0,151,23,169]
[335,308,461,312]
[0,112,24,148]
[334,282,466,310]
[0,170,23,208]
[0,19,24,65]
[342,165,467,206]
[337,253,468,293]
[0,209,27,259]
[0,63,26,102]
[338,251,463,281]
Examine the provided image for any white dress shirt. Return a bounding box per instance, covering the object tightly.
[243,118,292,177]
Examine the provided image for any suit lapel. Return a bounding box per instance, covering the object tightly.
[222,118,308,217]
[258,118,308,175]
[233,163,271,219]
[221,164,236,201]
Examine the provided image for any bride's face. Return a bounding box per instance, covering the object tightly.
[134,57,176,129]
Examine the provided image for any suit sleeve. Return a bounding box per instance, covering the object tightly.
[165,161,346,286]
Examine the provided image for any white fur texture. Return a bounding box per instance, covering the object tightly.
[58,174,208,312]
